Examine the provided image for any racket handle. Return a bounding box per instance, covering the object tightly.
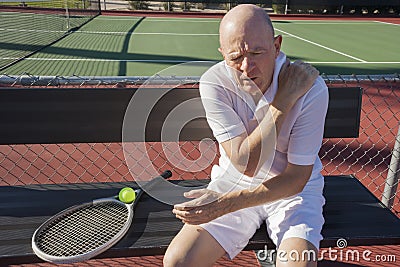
[136,170,173,200]
[160,170,172,179]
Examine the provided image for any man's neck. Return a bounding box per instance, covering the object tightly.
[252,82,272,105]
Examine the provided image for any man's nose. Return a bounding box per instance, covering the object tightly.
[239,56,254,76]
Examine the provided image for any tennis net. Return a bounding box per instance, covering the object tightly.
[0,0,101,71]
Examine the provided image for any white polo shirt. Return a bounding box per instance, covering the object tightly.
[199,52,329,191]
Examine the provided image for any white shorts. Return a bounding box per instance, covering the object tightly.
[200,175,325,259]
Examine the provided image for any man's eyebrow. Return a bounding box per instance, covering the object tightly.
[228,47,267,55]
[226,46,268,59]
[228,52,241,56]
[227,51,242,58]
[248,47,268,52]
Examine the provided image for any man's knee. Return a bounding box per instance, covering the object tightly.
[163,247,197,267]
[276,238,318,267]
[164,224,226,267]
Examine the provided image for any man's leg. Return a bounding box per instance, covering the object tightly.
[264,182,325,267]
[163,224,226,267]
[275,237,318,267]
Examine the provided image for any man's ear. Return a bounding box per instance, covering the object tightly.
[218,47,225,59]
[273,35,282,58]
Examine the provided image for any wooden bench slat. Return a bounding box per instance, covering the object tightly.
[0,87,362,144]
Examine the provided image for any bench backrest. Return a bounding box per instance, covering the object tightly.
[0,86,362,145]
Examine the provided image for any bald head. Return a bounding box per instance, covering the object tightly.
[219,4,274,48]
[217,4,282,95]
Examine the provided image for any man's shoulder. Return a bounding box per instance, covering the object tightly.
[199,61,241,102]
[312,76,329,95]
[302,76,329,104]
[200,61,230,84]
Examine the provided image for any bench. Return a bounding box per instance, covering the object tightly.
[1,85,400,264]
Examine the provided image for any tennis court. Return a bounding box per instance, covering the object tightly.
[1,13,399,76]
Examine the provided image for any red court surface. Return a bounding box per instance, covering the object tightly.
[5,246,400,266]
[101,10,400,25]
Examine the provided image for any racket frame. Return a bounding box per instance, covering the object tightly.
[31,171,171,263]
[31,194,139,263]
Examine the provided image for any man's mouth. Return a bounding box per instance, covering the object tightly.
[241,77,257,83]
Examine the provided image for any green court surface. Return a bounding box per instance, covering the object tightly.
[1,15,399,76]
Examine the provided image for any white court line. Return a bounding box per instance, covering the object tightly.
[0,28,65,33]
[96,17,220,22]
[0,28,218,36]
[274,22,376,25]
[275,28,367,62]
[2,58,399,64]
[374,20,400,26]
[0,58,216,63]
[78,31,218,36]
[308,61,400,64]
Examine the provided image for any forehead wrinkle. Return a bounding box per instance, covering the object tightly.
[220,25,273,55]
[225,35,269,54]
[227,42,263,54]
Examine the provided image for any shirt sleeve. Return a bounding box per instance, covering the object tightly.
[199,80,247,144]
[287,77,329,165]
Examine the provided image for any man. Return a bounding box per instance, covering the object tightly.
[164,4,328,267]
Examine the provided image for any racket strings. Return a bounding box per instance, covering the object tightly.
[35,201,129,257]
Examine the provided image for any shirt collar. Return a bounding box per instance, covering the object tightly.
[257,52,287,110]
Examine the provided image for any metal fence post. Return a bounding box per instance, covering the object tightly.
[382,124,400,208]
[284,0,289,15]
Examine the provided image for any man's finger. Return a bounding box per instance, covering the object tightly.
[173,208,195,217]
[173,207,203,218]
[279,58,290,75]
[282,58,290,68]
[183,188,207,198]
[292,59,302,65]
[174,198,201,210]
[174,203,194,210]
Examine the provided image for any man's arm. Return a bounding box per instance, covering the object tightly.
[227,163,312,210]
[221,60,319,177]
[173,163,312,225]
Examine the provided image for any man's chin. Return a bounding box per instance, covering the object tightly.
[240,80,261,95]
[241,84,260,96]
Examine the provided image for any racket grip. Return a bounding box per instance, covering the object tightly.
[161,170,172,179]
[137,170,173,198]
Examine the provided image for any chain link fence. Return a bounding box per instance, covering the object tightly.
[0,74,399,216]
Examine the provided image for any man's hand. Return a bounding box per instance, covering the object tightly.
[273,59,319,112]
[173,189,228,225]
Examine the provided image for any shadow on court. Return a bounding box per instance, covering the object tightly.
[119,16,145,75]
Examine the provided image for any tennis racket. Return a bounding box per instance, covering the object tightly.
[31,170,172,264]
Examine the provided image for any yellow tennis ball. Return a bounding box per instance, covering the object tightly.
[119,187,136,203]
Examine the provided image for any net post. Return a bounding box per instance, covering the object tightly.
[65,0,70,30]
[382,124,400,209]
[284,0,289,15]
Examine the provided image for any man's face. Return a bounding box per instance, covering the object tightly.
[219,26,281,96]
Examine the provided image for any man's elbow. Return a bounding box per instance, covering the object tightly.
[291,174,311,195]
[230,160,257,178]
[243,167,257,177]
[237,159,258,177]
[281,179,307,199]
[293,182,307,195]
